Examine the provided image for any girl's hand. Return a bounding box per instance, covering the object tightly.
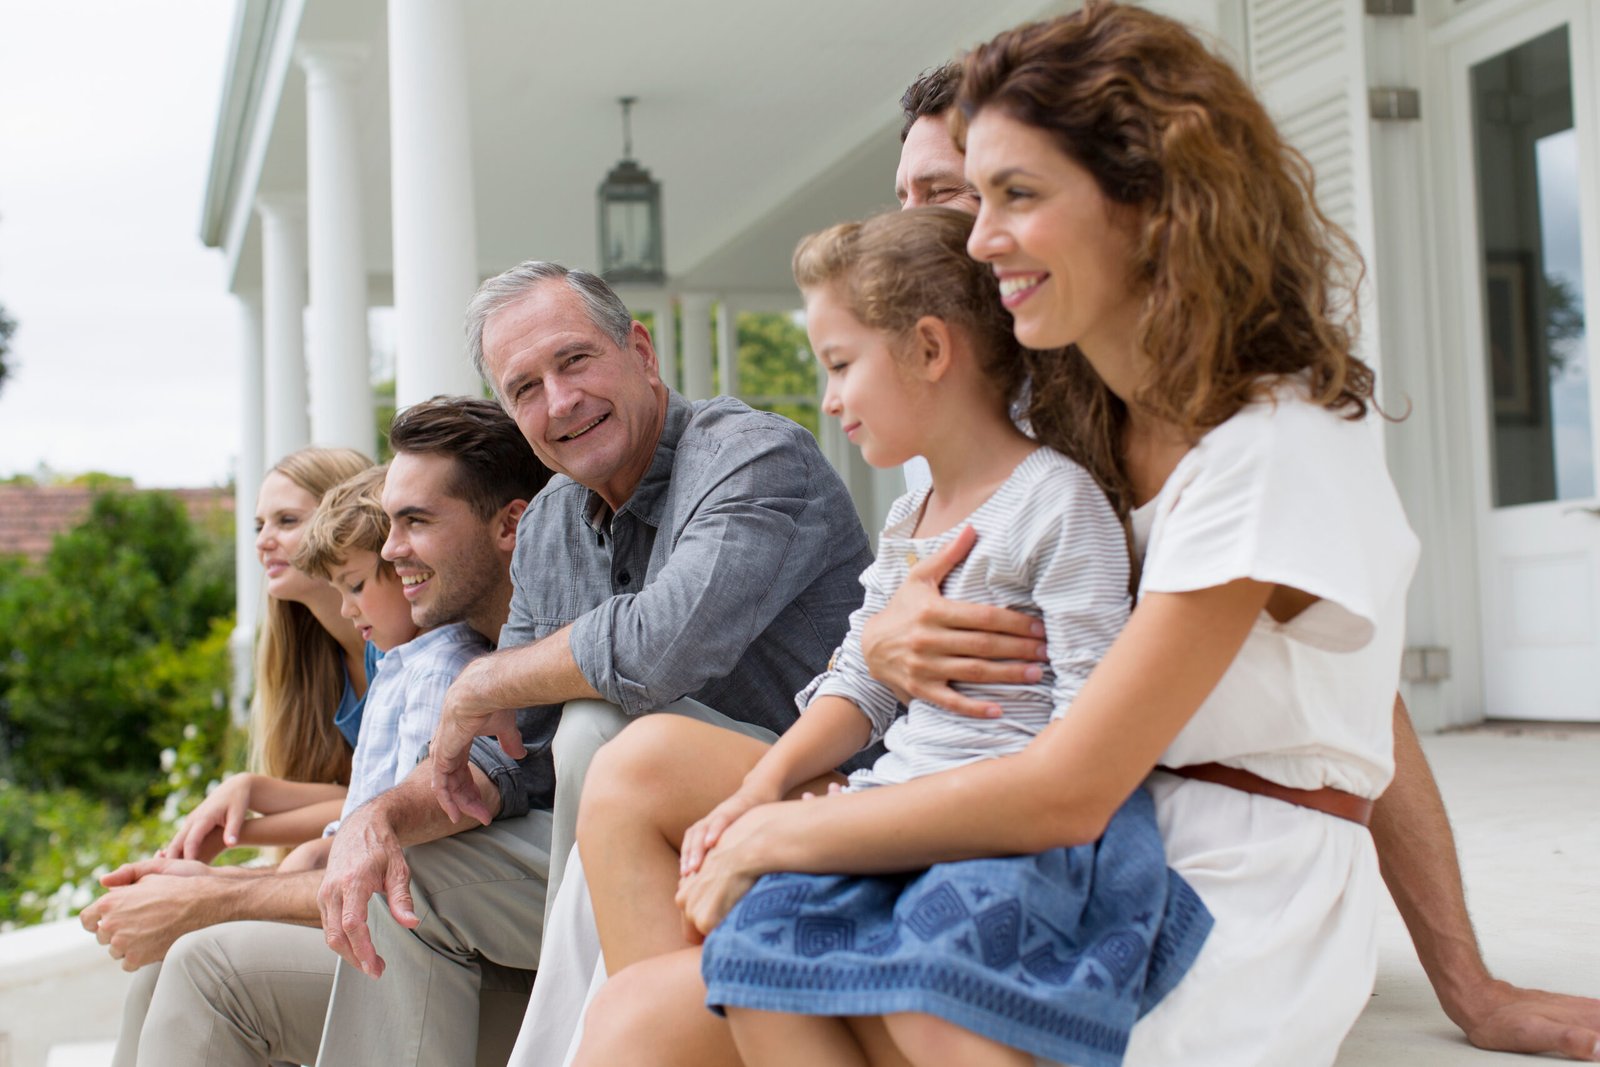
[860,525,1048,717]
[676,805,777,941]
[164,773,255,860]
[680,785,779,879]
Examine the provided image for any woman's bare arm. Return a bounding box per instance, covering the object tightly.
[679,579,1271,932]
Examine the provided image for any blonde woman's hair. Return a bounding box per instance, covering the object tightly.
[252,446,374,784]
[291,465,394,582]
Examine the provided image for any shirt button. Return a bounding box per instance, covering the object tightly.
[618,570,631,586]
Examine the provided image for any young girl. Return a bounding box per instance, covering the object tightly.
[573,5,1417,1067]
[682,206,1207,1066]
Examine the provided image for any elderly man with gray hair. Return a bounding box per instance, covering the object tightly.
[313,261,872,1066]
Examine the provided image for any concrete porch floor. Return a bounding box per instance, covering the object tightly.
[1338,723,1600,1065]
[4,728,1596,1067]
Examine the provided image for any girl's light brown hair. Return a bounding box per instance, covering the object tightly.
[955,1,1374,514]
[793,206,1025,405]
[253,446,373,785]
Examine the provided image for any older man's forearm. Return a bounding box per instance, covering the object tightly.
[452,626,599,714]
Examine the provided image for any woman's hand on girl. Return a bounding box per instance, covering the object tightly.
[163,773,255,860]
[860,525,1048,717]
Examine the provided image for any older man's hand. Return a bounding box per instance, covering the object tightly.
[430,664,524,824]
[318,803,418,979]
[80,859,222,970]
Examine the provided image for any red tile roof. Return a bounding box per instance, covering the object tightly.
[0,486,235,560]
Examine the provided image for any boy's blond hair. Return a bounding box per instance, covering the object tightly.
[291,464,396,582]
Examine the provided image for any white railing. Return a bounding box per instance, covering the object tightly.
[0,920,129,1067]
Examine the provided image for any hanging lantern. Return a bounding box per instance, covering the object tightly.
[597,96,665,286]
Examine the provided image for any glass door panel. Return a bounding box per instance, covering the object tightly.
[1471,27,1591,507]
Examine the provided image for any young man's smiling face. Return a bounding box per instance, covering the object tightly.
[380,451,512,634]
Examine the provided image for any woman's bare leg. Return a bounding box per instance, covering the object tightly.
[570,948,741,1067]
[726,1010,927,1067]
[578,716,772,970]
[883,1013,1034,1067]
[726,1008,872,1067]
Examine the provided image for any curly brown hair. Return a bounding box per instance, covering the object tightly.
[793,206,1025,406]
[954,1,1373,514]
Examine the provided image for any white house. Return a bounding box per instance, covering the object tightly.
[198,0,1600,734]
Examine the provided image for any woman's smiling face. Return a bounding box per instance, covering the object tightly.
[254,470,324,603]
[963,109,1146,359]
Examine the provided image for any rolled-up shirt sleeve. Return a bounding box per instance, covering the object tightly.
[568,427,839,718]
[794,554,902,743]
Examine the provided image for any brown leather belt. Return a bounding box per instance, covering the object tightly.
[1158,762,1374,827]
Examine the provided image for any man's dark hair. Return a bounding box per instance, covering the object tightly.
[388,395,552,519]
[899,61,962,142]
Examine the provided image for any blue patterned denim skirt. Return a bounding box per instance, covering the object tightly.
[701,787,1212,1067]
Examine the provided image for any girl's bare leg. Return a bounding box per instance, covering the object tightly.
[579,714,842,971]
[570,948,741,1067]
[578,716,771,969]
[883,1013,1035,1067]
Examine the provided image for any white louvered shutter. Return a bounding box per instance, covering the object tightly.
[1244,0,1383,376]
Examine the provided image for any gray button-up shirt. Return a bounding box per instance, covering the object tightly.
[473,390,874,818]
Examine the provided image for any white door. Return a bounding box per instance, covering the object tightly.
[1451,1,1600,720]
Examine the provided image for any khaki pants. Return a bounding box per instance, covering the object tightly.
[315,810,553,1067]
[117,811,551,1067]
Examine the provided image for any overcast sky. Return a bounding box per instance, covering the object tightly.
[0,0,238,488]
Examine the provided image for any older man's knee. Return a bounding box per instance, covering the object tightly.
[553,699,631,777]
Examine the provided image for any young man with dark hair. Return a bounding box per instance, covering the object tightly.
[894,61,977,212]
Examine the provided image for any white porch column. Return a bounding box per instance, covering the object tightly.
[715,297,739,397]
[256,195,310,461]
[651,296,678,392]
[387,0,481,403]
[232,293,266,726]
[298,44,376,454]
[679,292,714,400]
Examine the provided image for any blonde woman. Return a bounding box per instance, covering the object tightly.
[164,446,376,862]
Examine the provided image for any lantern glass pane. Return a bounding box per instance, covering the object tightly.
[605,199,655,272]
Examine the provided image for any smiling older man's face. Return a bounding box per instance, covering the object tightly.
[482,280,664,511]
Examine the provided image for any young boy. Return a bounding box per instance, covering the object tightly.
[285,463,490,866]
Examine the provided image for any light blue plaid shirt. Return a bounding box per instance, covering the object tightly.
[327,622,490,833]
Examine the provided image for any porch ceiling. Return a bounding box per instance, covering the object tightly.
[218,0,1065,300]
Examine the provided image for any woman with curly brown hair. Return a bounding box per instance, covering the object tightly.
[563,5,1416,1065]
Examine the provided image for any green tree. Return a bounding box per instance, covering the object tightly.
[732,311,820,433]
[0,300,14,397]
[0,491,233,802]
